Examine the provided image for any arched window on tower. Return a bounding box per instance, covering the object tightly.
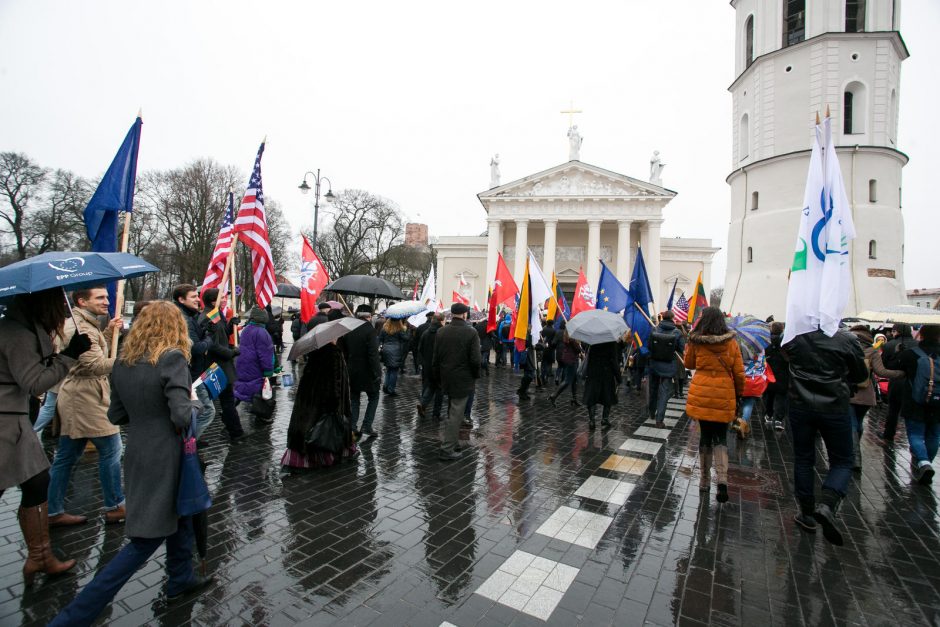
[747,247,753,263]
[846,0,866,33]
[869,179,877,203]
[783,0,805,47]
[889,89,897,145]
[739,114,750,161]
[868,240,877,260]
[751,191,759,211]
[745,15,754,68]
[843,82,867,135]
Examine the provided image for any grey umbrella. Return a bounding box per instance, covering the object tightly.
[287,317,367,361]
[566,309,630,345]
[324,275,403,300]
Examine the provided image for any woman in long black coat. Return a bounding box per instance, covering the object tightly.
[281,341,357,470]
[582,341,622,429]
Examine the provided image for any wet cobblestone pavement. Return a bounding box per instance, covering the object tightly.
[2,365,940,626]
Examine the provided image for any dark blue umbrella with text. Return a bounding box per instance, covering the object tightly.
[0,251,159,299]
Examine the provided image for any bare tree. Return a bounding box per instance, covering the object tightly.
[313,190,406,280]
[0,152,47,260]
[710,286,724,309]
[25,169,91,254]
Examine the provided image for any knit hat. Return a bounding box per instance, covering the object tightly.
[248,306,269,324]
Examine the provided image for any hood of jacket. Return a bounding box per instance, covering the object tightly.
[689,331,735,345]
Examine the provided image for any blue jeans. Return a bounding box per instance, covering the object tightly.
[384,367,400,393]
[351,388,379,432]
[648,373,674,422]
[48,434,125,516]
[194,384,216,438]
[740,397,757,424]
[420,379,443,418]
[464,390,475,419]
[789,406,854,502]
[905,418,940,465]
[33,390,57,433]
[49,518,197,626]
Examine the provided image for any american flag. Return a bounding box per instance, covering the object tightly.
[233,143,277,308]
[672,293,690,323]
[202,192,235,292]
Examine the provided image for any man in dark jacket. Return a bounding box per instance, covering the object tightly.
[173,284,215,438]
[412,312,434,376]
[199,288,244,442]
[881,322,919,441]
[305,302,331,333]
[474,319,494,376]
[784,328,868,545]
[893,324,940,484]
[648,311,685,427]
[539,321,557,384]
[341,304,383,438]
[762,321,789,431]
[432,303,481,460]
[418,314,444,419]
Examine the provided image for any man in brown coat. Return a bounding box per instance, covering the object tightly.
[47,286,126,526]
[432,303,481,460]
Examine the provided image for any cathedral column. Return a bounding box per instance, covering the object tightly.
[542,219,558,280]
[513,219,529,284]
[485,218,501,289]
[646,219,664,309]
[616,219,633,281]
[586,219,602,289]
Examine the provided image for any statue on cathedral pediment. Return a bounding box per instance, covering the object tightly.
[490,154,500,188]
[567,126,582,161]
[650,150,665,186]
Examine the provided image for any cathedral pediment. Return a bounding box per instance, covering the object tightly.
[478,161,675,201]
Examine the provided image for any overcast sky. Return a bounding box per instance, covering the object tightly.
[1,0,936,289]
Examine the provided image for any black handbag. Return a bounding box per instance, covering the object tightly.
[305,412,352,455]
[251,393,276,419]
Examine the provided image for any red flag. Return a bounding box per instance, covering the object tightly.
[486,289,499,333]
[492,253,519,306]
[452,290,470,305]
[300,235,330,324]
[233,142,277,307]
[570,267,595,316]
[412,278,419,300]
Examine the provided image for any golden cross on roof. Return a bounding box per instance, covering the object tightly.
[561,100,582,128]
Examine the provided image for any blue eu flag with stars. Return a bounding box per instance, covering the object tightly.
[595,261,629,314]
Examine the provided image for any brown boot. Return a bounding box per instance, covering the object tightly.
[104,505,126,524]
[19,504,76,586]
[699,448,712,492]
[714,446,729,503]
[48,512,87,527]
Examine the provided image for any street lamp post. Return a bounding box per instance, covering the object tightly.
[298,169,335,249]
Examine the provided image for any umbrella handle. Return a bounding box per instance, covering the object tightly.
[62,288,80,332]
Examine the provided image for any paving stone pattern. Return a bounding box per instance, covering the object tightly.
[1,363,939,625]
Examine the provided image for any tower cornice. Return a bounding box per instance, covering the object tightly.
[728,31,910,92]
[726,145,910,184]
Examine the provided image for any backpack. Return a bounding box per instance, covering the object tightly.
[649,330,678,363]
[910,347,940,407]
[499,323,510,342]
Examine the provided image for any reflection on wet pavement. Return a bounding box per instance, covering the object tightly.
[1,365,939,625]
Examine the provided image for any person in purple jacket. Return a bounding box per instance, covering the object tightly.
[234,307,275,421]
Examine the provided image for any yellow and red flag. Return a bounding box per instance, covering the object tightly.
[687,271,708,328]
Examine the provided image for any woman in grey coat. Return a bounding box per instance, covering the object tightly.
[50,301,211,626]
[0,288,91,585]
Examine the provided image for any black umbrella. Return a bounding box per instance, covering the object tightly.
[287,317,367,361]
[275,282,300,298]
[324,275,403,300]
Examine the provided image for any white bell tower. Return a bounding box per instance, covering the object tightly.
[723,0,908,317]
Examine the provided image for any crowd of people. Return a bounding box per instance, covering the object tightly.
[0,282,938,624]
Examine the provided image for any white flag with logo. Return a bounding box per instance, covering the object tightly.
[782,116,856,345]
[418,266,436,306]
[528,251,554,340]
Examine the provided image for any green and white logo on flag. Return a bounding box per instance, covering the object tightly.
[783,116,856,345]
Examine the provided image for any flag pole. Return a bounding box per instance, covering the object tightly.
[109,210,133,358]
[634,302,683,361]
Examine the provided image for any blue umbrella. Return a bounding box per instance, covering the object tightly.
[728,314,771,362]
[0,251,159,298]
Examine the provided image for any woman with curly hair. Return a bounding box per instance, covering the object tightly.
[50,301,211,626]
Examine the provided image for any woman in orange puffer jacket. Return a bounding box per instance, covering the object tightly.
[683,307,745,503]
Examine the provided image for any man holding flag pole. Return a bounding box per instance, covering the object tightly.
[781,111,868,546]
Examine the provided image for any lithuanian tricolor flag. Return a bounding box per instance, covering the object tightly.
[687,271,708,328]
[513,259,531,352]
